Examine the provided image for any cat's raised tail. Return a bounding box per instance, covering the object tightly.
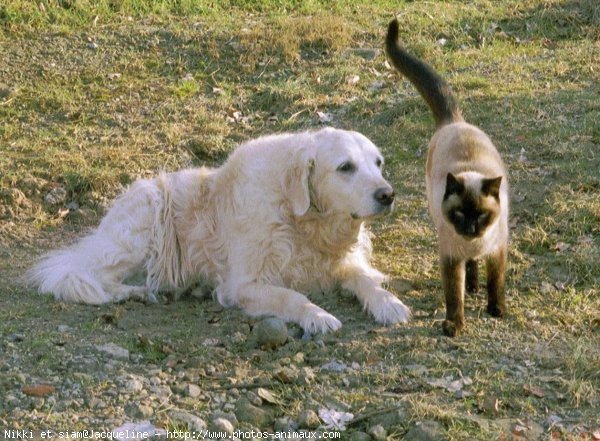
[385,18,463,128]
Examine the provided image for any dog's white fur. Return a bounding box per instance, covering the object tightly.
[27,128,410,333]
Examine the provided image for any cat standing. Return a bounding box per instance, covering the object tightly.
[386,19,510,336]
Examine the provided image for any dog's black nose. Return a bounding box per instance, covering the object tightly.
[374,187,395,206]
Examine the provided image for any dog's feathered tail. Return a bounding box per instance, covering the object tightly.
[26,248,113,304]
[385,18,463,128]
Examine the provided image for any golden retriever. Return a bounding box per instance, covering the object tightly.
[27,128,411,334]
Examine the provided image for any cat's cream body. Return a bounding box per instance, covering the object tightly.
[427,122,509,260]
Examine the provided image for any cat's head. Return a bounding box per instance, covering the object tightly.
[442,172,502,239]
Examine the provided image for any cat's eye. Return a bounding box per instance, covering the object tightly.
[337,161,356,173]
[478,213,490,223]
[454,210,464,220]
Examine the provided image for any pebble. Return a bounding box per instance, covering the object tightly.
[404,420,446,441]
[210,417,235,436]
[234,398,273,427]
[274,416,298,432]
[368,407,408,430]
[124,378,144,392]
[185,383,202,398]
[95,343,129,360]
[297,409,320,429]
[125,403,153,419]
[368,424,387,441]
[254,317,288,349]
[169,410,207,431]
[247,390,262,407]
[210,411,238,428]
[44,187,67,206]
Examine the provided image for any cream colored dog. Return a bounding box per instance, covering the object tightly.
[28,128,410,334]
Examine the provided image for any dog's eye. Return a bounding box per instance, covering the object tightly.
[375,158,383,168]
[337,161,356,173]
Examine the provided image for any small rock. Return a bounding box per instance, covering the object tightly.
[88,42,98,50]
[298,367,315,385]
[234,398,273,427]
[321,360,347,372]
[274,416,298,432]
[273,366,298,384]
[254,317,288,350]
[185,383,202,398]
[44,187,67,206]
[256,387,281,405]
[169,410,207,431]
[369,407,408,429]
[125,403,153,419]
[124,378,144,392]
[404,420,446,441]
[95,343,129,360]
[247,390,262,406]
[210,411,238,428]
[368,424,387,441]
[210,417,234,436]
[298,409,320,429]
[57,325,71,333]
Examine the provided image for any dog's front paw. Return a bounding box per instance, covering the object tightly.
[369,289,411,325]
[300,304,342,335]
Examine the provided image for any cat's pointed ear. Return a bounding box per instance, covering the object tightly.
[482,176,502,199]
[444,173,464,198]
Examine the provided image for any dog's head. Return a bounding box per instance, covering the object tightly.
[286,128,394,219]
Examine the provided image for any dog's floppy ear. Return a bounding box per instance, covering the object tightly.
[284,148,315,216]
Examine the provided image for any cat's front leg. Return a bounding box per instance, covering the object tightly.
[441,255,465,337]
[486,246,507,317]
[465,258,479,294]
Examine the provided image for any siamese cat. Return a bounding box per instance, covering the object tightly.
[386,19,509,336]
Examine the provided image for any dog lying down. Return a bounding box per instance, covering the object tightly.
[27,127,411,334]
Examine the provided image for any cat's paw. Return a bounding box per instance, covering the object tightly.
[369,289,411,325]
[466,281,479,294]
[442,319,464,337]
[487,303,505,318]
